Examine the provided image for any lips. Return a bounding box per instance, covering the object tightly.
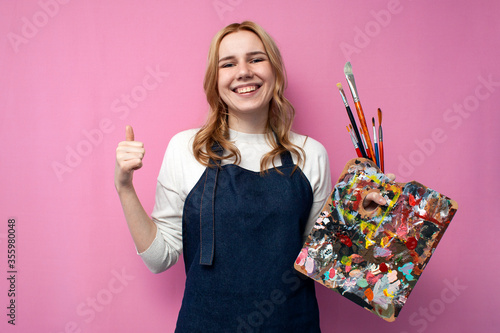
[232,84,261,94]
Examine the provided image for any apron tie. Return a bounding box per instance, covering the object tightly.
[199,142,293,266]
[199,143,223,265]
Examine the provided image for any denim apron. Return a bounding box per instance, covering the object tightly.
[176,145,321,332]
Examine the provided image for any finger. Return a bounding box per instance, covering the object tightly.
[385,173,396,181]
[126,125,135,141]
[372,193,386,205]
[117,152,144,161]
[117,141,144,149]
[126,158,143,170]
[116,143,144,153]
[363,192,386,209]
[116,149,144,164]
[118,159,143,172]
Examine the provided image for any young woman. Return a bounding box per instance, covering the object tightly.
[115,21,389,332]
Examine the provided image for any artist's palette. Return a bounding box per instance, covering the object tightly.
[294,158,458,321]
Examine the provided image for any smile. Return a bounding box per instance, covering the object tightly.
[233,85,261,94]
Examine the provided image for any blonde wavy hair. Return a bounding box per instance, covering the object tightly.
[193,21,304,173]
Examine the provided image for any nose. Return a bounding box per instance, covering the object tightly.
[237,62,253,79]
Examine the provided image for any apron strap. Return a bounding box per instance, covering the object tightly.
[199,142,293,265]
[199,142,223,265]
[274,132,293,167]
[280,150,293,167]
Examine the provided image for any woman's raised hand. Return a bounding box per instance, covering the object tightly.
[115,125,145,191]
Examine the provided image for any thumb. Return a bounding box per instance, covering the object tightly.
[125,125,135,141]
[385,173,396,182]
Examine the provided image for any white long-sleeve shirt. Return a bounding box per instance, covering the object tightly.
[139,128,332,273]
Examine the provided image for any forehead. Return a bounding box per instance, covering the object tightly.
[218,30,266,58]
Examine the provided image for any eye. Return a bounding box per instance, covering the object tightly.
[250,58,265,64]
[220,62,234,68]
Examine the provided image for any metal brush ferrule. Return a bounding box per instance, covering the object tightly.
[338,86,349,107]
[345,75,360,103]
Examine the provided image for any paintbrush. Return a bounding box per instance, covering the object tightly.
[347,125,362,157]
[344,62,376,162]
[337,83,367,158]
[358,126,370,160]
[378,108,384,172]
[372,117,380,168]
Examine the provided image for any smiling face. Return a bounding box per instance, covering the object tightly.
[217,30,276,133]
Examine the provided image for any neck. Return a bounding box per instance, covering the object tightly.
[228,110,269,134]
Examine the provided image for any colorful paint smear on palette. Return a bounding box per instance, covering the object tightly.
[294,158,458,322]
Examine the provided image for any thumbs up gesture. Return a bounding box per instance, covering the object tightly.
[115,125,146,190]
[125,125,135,142]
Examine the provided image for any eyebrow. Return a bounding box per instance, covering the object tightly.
[218,51,268,63]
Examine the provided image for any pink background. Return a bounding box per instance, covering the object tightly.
[1,1,499,332]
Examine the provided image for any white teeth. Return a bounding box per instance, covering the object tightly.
[236,86,257,94]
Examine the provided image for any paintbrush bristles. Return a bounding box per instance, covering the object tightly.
[372,117,375,126]
[337,83,343,89]
[378,108,382,124]
[344,62,353,75]
[344,61,360,104]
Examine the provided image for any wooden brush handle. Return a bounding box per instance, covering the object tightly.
[354,101,376,163]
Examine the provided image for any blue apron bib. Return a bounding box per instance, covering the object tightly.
[176,146,320,332]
